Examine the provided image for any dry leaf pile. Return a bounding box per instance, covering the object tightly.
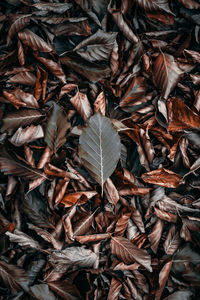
[0,0,200,299]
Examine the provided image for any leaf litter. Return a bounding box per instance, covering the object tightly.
[0,0,200,299]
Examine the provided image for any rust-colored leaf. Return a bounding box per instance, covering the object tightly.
[142,168,182,188]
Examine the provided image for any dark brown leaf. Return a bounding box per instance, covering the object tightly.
[18,29,53,53]
[73,30,117,62]
[0,148,48,181]
[163,225,181,255]
[153,53,183,99]
[48,280,82,300]
[134,0,173,14]
[0,260,29,294]
[44,102,70,153]
[1,108,44,134]
[111,236,152,272]
[7,14,31,46]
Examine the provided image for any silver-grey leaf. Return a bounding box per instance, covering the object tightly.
[49,247,97,271]
[79,112,121,193]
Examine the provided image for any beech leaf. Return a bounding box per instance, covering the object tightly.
[0,261,29,294]
[153,53,183,99]
[79,112,121,194]
[111,236,152,272]
[44,102,70,153]
[73,29,117,62]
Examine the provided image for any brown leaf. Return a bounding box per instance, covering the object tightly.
[49,247,98,271]
[34,54,66,84]
[0,147,48,181]
[154,207,177,223]
[73,211,96,236]
[6,229,41,250]
[155,260,173,300]
[48,280,82,300]
[3,90,27,109]
[61,191,97,207]
[18,29,53,53]
[44,102,70,153]
[120,77,147,108]
[70,91,93,121]
[148,219,164,253]
[9,125,44,146]
[54,179,70,206]
[142,168,182,188]
[153,53,183,99]
[28,223,63,250]
[104,178,119,205]
[111,236,152,272]
[134,0,173,14]
[115,212,131,236]
[8,71,36,85]
[1,108,44,134]
[184,49,200,63]
[75,233,110,244]
[60,52,111,83]
[13,88,39,109]
[167,97,200,131]
[109,10,138,44]
[17,39,25,66]
[0,260,29,294]
[108,278,122,300]
[7,14,31,46]
[164,225,181,255]
[73,29,117,63]
[94,91,106,115]
[178,0,200,9]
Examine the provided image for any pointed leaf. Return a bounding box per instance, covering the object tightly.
[70,91,93,121]
[7,14,31,46]
[167,97,200,131]
[142,168,182,188]
[44,103,70,153]
[0,148,48,181]
[18,29,53,53]
[153,53,183,99]
[73,29,117,62]
[48,280,82,300]
[79,112,121,192]
[164,225,181,255]
[6,229,41,250]
[111,236,152,272]
[9,125,44,146]
[0,260,29,294]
